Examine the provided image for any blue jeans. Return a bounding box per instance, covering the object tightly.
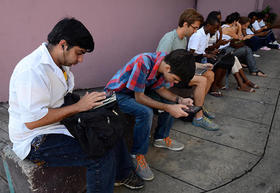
[223,46,258,73]
[116,91,174,155]
[27,134,132,193]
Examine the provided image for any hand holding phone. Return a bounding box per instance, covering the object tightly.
[203,63,213,70]
[182,106,202,114]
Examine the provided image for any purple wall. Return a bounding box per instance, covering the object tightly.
[196,0,260,20]
[196,0,280,39]
[0,0,194,101]
[263,0,280,38]
[1,0,279,102]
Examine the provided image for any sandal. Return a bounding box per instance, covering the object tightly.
[241,63,248,68]
[209,90,223,97]
[245,80,259,89]
[251,70,267,77]
[237,86,255,93]
[221,86,228,90]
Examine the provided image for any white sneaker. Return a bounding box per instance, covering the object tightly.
[272,41,280,47]
[260,46,271,51]
[253,54,261,57]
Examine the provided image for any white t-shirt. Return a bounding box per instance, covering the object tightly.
[188,27,210,54]
[9,43,74,160]
[252,20,261,31]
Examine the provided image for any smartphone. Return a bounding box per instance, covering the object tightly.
[183,106,202,114]
[93,92,116,109]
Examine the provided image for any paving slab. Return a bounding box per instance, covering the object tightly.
[204,95,275,126]
[145,130,259,190]
[173,114,269,156]
[0,142,8,181]
[209,166,280,193]
[0,178,9,193]
[254,50,280,78]
[0,103,8,110]
[266,105,280,160]
[0,130,9,145]
[255,63,280,78]
[246,76,280,90]
[272,105,280,129]
[208,120,280,193]
[0,107,8,123]
[114,169,202,193]
[0,120,8,134]
[221,80,278,105]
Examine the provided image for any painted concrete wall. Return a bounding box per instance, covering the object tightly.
[0,0,194,101]
[1,0,279,102]
[263,0,280,38]
[196,0,259,20]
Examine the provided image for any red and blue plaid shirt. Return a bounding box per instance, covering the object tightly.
[105,52,166,93]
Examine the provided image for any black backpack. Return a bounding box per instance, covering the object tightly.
[61,93,124,159]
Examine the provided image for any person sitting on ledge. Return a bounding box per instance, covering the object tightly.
[105,49,195,181]
[220,12,267,77]
[156,8,218,131]
[8,17,143,193]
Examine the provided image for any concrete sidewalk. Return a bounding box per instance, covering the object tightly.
[1,49,280,193]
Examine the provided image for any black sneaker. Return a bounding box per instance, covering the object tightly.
[114,170,144,189]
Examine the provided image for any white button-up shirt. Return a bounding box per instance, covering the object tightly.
[188,27,210,54]
[252,20,261,31]
[246,28,255,35]
[9,43,74,160]
[259,20,266,27]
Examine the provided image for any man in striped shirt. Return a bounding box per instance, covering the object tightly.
[105,49,195,181]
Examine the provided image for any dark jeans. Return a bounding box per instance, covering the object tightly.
[116,91,174,155]
[245,36,266,51]
[27,134,132,193]
[245,31,276,51]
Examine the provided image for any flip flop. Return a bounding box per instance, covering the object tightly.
[221,86,228,90]
[251,70,267,77]
[209,90,223,97]
[245,81,259,89]
[237,86,255,93]
[241,63,248,68]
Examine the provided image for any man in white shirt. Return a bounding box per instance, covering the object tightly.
[157,9,218,131]
[9,18,143,193]
[188,16,232,97]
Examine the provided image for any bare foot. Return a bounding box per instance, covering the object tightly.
[251,71,267,77]
[245,81,259,89]
[237,86,255,92]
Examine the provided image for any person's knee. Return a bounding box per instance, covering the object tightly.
[203,70,214,84]
[135,106,153,121]
[190,75,207,88]
[244,46,253,55]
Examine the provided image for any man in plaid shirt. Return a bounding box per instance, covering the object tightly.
[105,49,195,181]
